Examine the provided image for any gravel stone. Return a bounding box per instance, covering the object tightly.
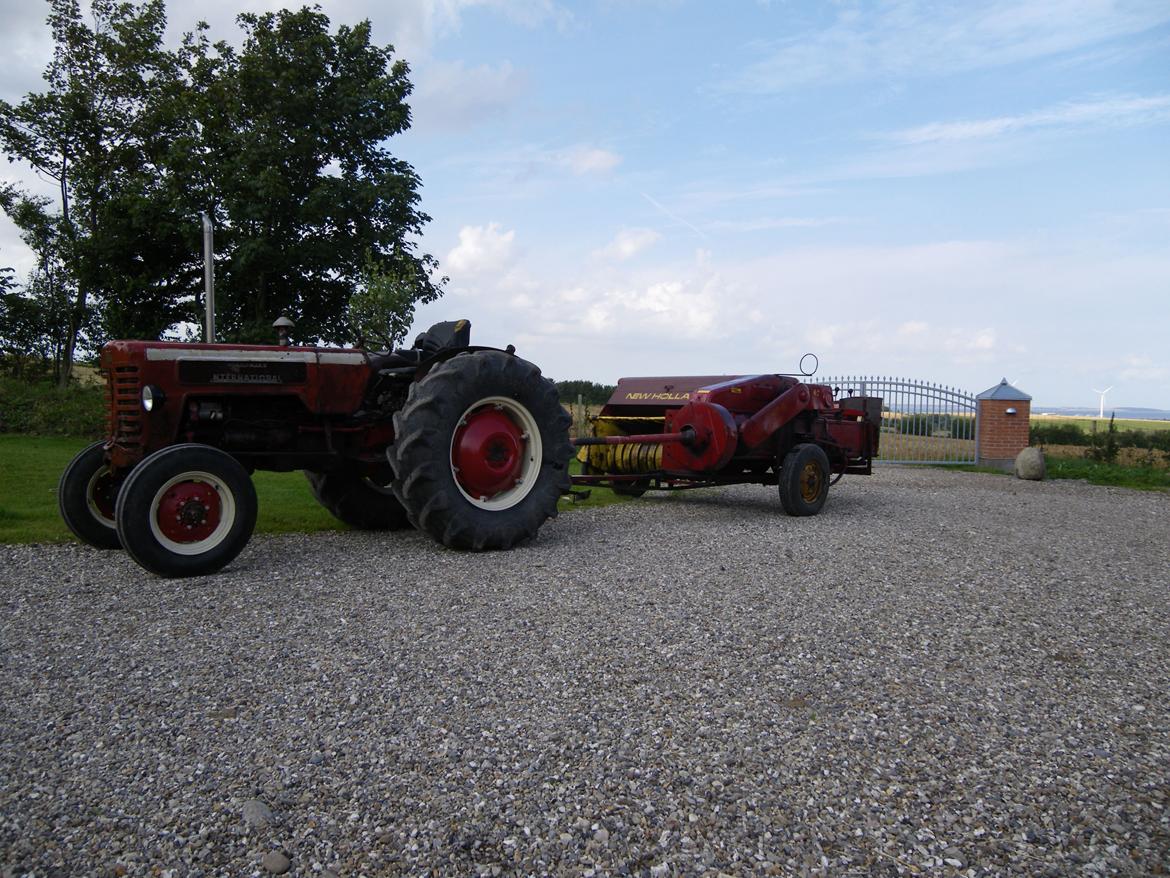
[241,798,273,830]
[2,467,1168,875]
[260,850,290,874]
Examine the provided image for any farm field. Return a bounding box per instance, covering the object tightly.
[1031,414,1170,432]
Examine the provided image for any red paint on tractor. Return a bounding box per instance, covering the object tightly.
[99,340,382,472]
[155,480,222,543]
[452,407,525,498]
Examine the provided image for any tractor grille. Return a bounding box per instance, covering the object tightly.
[110,364,143,451]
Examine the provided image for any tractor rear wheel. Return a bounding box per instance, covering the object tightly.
[305,465,411,530]
[115,444,257,578]
[778,443,830,516]
[390,351,572,550]
[58,440,123,549]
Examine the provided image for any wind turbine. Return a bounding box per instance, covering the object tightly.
[1092,386,1113,419]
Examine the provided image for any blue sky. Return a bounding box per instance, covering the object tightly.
[3,1,1169,408]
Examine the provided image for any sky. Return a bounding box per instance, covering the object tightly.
[2,0,1169,409]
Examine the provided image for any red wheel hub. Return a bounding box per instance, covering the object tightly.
[452,407,525,498]
[91,471,117,520]
[156,480,222,543]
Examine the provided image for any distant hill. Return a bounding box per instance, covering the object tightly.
[1033,406,1170,421]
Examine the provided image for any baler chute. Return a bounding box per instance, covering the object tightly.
[572,373,881,515]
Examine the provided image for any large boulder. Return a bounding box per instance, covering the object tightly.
[1014,447,1046,481]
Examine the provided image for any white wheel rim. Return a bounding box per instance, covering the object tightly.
[148,470,237,556]
[450,396,543,511]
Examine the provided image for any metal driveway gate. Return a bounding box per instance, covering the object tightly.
[821,376,978,465]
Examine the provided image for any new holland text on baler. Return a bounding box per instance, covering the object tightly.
[571,373,882,515]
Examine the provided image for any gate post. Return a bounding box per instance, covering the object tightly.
[975,378,1032,470]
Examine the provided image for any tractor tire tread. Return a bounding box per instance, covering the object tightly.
[58,440,123,550]
[389,351,571,550]
[304,466,410,530]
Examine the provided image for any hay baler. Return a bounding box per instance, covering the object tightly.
[572,373,882,514]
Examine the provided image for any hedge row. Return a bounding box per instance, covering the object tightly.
[1031,422,1170,452]
[0,378,106,438]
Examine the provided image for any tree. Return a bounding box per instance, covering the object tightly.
[183,7,443,343]
[0,189,86,380]
[348,252,439,351]
[0,0,189,383]
[1,2,442,360]
[555,380,617,406]
[0,265,79,381]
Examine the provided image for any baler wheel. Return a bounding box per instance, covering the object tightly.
[778,443,830,516]
[305,465,411,530]
[389,351,572,550]
[115,444,257,578]
[58,440,123,550]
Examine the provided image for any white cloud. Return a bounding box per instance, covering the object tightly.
[805,319,998,363]
[408,231,1170,407]
[725,0,1170,93]
[446,223,516,276]
[556,145,622,175]
[1,0,569,101]
[1120,356,1169,381]
[411,60,527,133]
[594,228,661,260]
[562,275,724,341]
[888,94,1170,145]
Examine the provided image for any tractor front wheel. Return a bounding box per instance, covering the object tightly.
[115,444,257,578]
[305,465,411,530]
[58,440,123,549]
[778,443,830,516]
[390,351,572,549]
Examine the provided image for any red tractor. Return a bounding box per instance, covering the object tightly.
[60,320,881,577]
[59,320,572,577]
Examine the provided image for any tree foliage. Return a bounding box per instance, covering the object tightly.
[1,0,442,367]
[554,380,616,406]
[347,252,439,351]
[0,0,184,382]
[184,7,443,343]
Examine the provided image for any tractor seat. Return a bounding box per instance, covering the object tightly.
[368,319,472,371]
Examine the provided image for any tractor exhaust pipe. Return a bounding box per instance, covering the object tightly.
[201,211,215,343]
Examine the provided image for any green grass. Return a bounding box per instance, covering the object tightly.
[0,435,342,544]
[0,435,634,545]
[947,454,1170,492]
[556,457,647,511]
[1043,456,1170,491]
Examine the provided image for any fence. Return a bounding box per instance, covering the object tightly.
[821,376,978,465]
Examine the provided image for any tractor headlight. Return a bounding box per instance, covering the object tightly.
[142,385,165,412]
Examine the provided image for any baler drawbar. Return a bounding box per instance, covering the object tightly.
[570,372,881,514]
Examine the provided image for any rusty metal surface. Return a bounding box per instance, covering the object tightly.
[100,340,377,470]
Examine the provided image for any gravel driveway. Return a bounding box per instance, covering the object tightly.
[2,468,1168,877]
